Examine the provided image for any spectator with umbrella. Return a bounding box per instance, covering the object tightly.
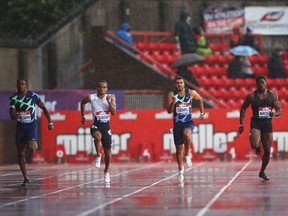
[228,45,257,79]
[172,53,205,87]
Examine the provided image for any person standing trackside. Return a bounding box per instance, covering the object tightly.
[80,80,116,183]
[9,78,54,187]
[239,75,282,181]
[167,76,205,182]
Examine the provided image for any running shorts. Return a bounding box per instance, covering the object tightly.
[90,121,112,149]
[15,121,38,145]
[173,120,195,145]
[250,118,272,133]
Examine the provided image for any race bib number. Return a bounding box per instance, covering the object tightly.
[18,111,32,123]
[258,107,272,119]
[175,103,190,115]
[95,111,110,122]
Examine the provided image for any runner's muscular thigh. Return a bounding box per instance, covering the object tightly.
[183,128,192,138]
[92,130,102,141]
[28,140,37,152]
[250,128,261,148]
[261,133,273,151]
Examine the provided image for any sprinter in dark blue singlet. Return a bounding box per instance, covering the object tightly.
[9,79,54,187]
[167,76,205,182]
[239,75,282,181]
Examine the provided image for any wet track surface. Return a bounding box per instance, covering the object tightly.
[0,159,288,216]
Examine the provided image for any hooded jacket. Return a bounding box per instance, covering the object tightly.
[174,9,196,54]
[116,23,134,47]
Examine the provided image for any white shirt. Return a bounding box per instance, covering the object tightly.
[90,94,110,123]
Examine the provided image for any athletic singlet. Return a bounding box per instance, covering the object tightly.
[173,88,192,124]
[9,91,41,123]
[251,90,273,120]
[90,94,110,123]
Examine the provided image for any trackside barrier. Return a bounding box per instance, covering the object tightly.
[39,109,288,163]
[54,144,66,164]
[32,151,45,164]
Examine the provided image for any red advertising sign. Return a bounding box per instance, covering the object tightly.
[39,109,288,163]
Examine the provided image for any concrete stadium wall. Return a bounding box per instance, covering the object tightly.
[0,0,288,91]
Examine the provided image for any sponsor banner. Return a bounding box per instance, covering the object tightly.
[203,7,245,33]
[39,109,288,163]
[245,7,288,35]
[0,90,123,120]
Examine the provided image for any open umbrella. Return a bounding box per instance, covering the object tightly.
[230,45,258,56]
[172,53,205,68]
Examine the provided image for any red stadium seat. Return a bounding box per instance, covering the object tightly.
[220,43,230,52]
[244,78,255,88]
[249,55,259,65]
[258,55,269,65]
[234,79,246,87]
[135,42,149,52]
[215,55,226,65]
[147,43,161,53]
[274,78,288,88]
[205,55,217,65]
[209,43,219,51]
[190,66,202,77]
[204,66,217,76]
[258,66,268,76]
[209,43,230,54]
[218,66,228,76]
[252,66,268,76]
[224,78,236,88]
[159,43,177,53]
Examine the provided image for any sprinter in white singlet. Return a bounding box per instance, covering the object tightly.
[81,80,116,183]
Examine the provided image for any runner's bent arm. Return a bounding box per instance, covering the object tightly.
[9,107,18,120]
[107,94,116,115]
[80,95,90,125]
[239,93,253,134]
[166,92,175,114]
[271,92,282,117]
[190,90,205,119]
[38,100,54,130]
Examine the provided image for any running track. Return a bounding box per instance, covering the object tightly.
[0,159,288,216]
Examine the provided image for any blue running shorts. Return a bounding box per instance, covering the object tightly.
[15,121,38,145]
[173,120,195,145]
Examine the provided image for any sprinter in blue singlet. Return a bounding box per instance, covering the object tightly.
[9,78,54,187]
[167,76,205,182]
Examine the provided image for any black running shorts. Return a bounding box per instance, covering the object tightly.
[250,118,272,133]
[90,121,112,149]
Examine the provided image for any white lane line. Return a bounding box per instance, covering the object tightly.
[196,160,253,216]
[0,162,163,208]
[1,164,66,177]
[77,163,206,216]
[4,165,95,187]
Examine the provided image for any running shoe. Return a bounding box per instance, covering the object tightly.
[259,172,270,181]
[185,155,192,168]
[104,172,110,183]
[255,147,261,156]
[178,167,184,182]
[94,155,101,168]
[21,178,30,187]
